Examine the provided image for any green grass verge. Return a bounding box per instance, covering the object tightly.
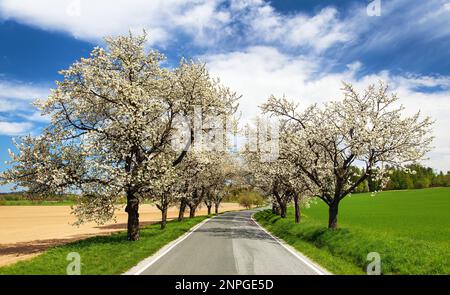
[254,187,450,275]
[0,216,208,274]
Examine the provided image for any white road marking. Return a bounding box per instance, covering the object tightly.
[126,211,330,275]
[125,217,213,275]
[250,214,330,275]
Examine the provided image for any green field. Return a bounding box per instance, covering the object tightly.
[0,193,77,206]
[0,216,207,274]
[255,187,450,274]
[0,200,76,206]
[0,193,155,206]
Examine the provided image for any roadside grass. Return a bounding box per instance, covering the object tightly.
[254,187,450,275]
[0,216,208,274]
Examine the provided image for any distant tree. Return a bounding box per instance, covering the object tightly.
[238,194,253,209]
[432,171,450,187]
[243,116,315,223]
[252,193,265,207]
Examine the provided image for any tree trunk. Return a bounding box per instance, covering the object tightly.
[189,206,196,218]
[214,203,219,215]
[328,201,339,229]
[207,205,212,215]
[161,206,168,229]
[293,194,301,224]
[178,199,186,222]
[279,202,287,218]
[125,191,140,241]
[272,202,280,215]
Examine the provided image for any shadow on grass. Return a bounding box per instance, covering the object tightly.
[254,209,450,275]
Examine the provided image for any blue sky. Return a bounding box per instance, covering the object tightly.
[1,0,450,191]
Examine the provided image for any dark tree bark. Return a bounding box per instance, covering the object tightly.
[328,201,339,229]
[272,201,280,215]
[273,191,288,218]
[293,194,301,224]
[189,205,196,218]
[279,202,287,218]
[204,197,213,216]
[161,206,168,229]
[214,203,219,215]
[187,189,204,218]
[125,190,140,241]
[178,198,187,221]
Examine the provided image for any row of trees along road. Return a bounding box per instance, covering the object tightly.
[0,34,239,240]
[0,33,434,239]
[244,82,433,229]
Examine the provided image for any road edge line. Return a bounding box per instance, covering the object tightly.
[123,216,213,275]
[250,213,331,275]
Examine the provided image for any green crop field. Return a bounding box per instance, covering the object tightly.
[255,187,450,275]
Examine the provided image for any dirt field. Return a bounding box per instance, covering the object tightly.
[0,203,244,266]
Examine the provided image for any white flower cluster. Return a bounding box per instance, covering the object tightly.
[245,81,433,227]
[0,34,239,232]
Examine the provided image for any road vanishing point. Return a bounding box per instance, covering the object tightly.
[130,210,329,275]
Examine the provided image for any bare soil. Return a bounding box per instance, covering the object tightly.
[0,203,243,266]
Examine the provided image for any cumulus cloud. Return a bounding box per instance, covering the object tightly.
[0,80,48,111]
[202,47,450,171]
[0,0,231,46]
[0,121,33,135]
[0,80,49,135]
[0,0,355,51]
[234,4,351,52]
[338,0,450,57]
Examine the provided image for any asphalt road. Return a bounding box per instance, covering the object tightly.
[137,210,327,275]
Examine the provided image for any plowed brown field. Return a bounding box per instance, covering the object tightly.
[0,203,243,266]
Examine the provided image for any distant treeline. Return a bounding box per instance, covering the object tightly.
[351,164,450,193]
[2,164,448,201]
[0,192,78,201]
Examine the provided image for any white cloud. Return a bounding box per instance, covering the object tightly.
[0,80,49,134]
[0,0,231,46]
[18,111,51,123]
[0,121,33,135]
[0,0,354,51]
[202,47,450,172]
[0,80,49,112]
[245,5,351,51]
[341,0,450,54]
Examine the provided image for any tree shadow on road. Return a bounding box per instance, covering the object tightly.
[195,226,277,242]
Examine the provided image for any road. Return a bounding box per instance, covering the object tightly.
[135,210,328,275]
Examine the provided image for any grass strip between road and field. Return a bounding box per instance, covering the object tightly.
[254,209,450,275]
[0,216,208,275]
